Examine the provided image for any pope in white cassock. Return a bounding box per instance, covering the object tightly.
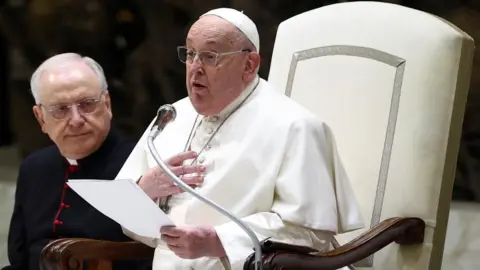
[116,7,364,270]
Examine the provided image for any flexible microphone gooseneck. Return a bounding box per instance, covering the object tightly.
[147,104,263,270]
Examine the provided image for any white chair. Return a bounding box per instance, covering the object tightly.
[246,2,475,269]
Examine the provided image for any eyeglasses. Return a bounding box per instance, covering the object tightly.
[39,89,107,120]
[177,46,251,67]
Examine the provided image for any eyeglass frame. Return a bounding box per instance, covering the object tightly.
[37,88,108,121]
[177,46,252,67]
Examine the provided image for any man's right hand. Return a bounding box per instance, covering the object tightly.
[138,151,205,200]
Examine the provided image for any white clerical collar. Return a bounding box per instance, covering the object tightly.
[66,158,78,166]
[204,75,259,122]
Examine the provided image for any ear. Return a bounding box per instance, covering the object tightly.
[244,52,261,80]
[33,105,47,133]
[104,91,113,119]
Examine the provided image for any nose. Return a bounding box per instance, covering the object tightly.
[68,106,85,127]
[189,56,205,73]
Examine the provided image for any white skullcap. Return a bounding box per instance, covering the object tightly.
[200,8,260,52]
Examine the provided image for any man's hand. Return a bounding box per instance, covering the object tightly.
[138,151,205,200]
[160,226,227,259]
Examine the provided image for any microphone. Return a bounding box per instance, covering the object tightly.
[150,104,177,140]
[147,104,263,270]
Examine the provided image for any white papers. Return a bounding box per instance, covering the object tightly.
[67,179,174,239]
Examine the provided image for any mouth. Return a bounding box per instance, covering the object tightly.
[191,82,206,89]
[67,132,90,138]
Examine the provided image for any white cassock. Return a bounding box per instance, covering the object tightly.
[116,75,364,270]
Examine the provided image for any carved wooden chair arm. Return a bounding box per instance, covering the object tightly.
[40,239,154,270]
[243,217,425,270]
[40,217,424,270]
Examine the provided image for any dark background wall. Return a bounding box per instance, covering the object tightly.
[0,0,479,201]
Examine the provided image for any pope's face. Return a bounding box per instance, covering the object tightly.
[184,16,258,116]
[32,62,112,159]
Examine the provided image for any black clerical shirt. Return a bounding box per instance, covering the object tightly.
[2,128,151,270]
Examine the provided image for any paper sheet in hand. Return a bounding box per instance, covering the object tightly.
[67,179,174,239]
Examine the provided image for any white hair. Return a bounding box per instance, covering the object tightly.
[30,53,108,104]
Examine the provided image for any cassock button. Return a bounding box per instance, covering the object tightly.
[210,116,219,122]
[61,203,70,208]
[54,220,64,225]
[206,127,214,134]
[205,145,212,150]
[198,156,205,164]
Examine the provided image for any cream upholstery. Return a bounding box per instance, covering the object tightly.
[268,2,475,269]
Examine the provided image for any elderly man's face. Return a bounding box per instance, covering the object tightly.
[32,62,112,159]
[184,16,258,116]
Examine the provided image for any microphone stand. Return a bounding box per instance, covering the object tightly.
[147,104,263,270]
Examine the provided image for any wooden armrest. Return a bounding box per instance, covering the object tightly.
[40,238,154,270]
[243,217,425,270]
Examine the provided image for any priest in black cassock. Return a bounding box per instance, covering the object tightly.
[2,53,151,270]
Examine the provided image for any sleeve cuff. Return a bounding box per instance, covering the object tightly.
[122,226,158,248]
[214,221,255,267]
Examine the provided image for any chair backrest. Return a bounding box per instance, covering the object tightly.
[268,2,475,269]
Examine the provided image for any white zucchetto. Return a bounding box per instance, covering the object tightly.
[201,8,260,52]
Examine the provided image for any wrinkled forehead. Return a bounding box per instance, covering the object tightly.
[37,63,102,104]
[186,15,242,50]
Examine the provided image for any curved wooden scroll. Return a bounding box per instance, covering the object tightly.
[40,239,154,270]
[243,217,425,270]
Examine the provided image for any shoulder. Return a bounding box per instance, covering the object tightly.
[254,79,325,132]
[19,145,60,172]
[172,97,194,114]
[113,138,136,154]
[252,81,335,154]
[16,145,60,189]
[109,129,137,159]
[148,98,192,122]
[173,97,190,107]
[145,98,194,127]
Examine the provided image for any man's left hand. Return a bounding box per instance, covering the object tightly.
[160,226,226,259]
